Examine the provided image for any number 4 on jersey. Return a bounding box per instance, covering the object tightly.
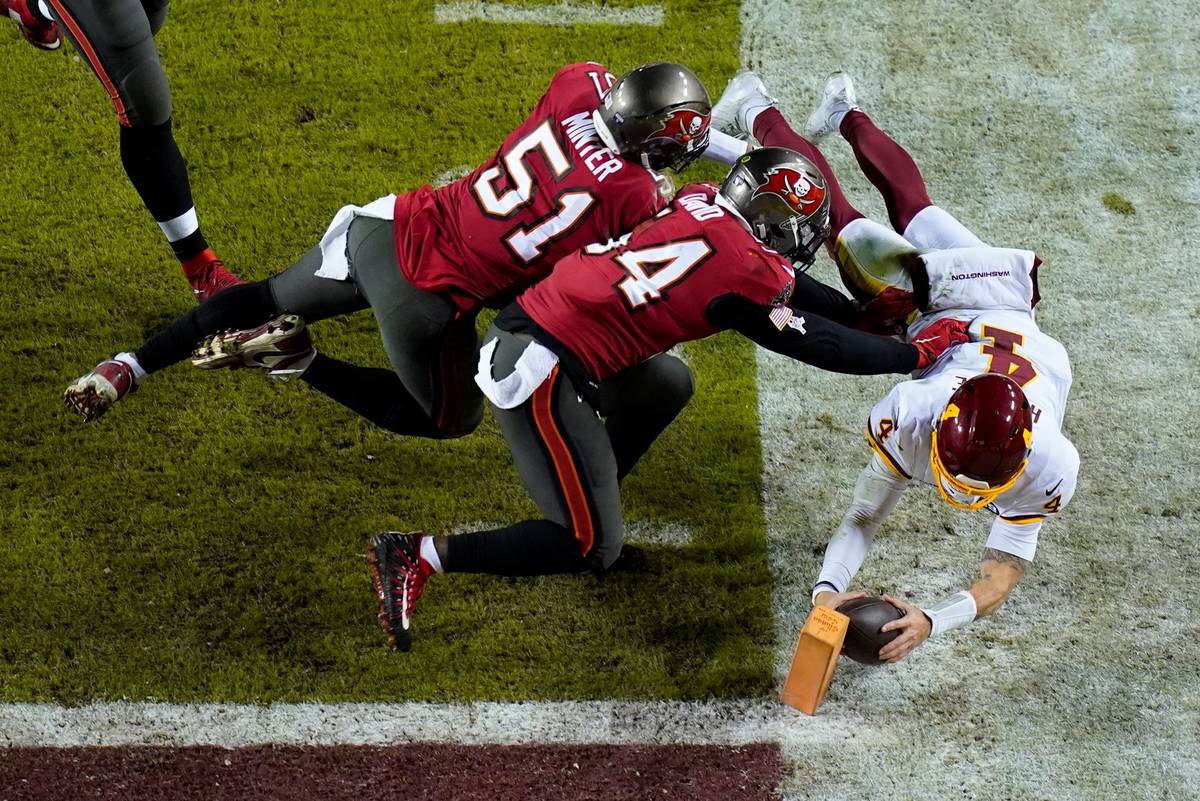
[616,239,713,309]
[981,325,1037,387]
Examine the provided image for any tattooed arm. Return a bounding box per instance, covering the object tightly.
[970,548,1030,617]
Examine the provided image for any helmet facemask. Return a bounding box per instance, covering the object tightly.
[720,148,833,269]
[762,208,831,270]
[638,118,711,172]
[930,427,1029,510]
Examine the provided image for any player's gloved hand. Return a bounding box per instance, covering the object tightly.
[911,317,970,369]
[878,595,932,663]
[814,589,867,610]
[852,287,916,336]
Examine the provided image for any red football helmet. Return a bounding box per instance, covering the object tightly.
[930,374,1034,510]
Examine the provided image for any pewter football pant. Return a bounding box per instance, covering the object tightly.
[443,327,694,575]
[48,0,172,127]
[46,0,214,259]
[134,218,483,438]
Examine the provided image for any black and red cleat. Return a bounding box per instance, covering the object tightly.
[366,532,435,652]
[183,248,244,302]
[3,0,60,51]
[64,359,137,421]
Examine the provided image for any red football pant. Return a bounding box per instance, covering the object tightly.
[839,110,934,234]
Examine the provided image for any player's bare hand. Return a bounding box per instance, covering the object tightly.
[814,590,867,610]
[878,595,931,663]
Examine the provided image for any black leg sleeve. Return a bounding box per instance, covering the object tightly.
[300,354,443,438]
[134,280,277,373]
[120,119,193,224]
[121,120,208,261]
[443,520,591,576]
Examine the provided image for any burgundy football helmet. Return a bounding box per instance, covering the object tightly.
[929,374,1034,510]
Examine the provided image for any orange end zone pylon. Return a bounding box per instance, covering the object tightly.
[781,605,849,715]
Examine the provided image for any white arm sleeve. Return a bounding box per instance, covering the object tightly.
[703,129,751,165]
[815,455,909,592]
[985,518,1042,562]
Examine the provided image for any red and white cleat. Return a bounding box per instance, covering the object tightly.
[2,0,60,51]
[190,313,314,378]
[183,249,244,302]
[366,532,435,652]
[64,359,137,421]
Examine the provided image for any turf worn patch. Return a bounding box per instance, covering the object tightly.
[745,0,1200,798]
[0,0,759,703]
[1101,191,1136,215]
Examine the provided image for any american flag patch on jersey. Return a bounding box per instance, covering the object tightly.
[769,306,794,330]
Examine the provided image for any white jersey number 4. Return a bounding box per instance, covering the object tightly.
[616,239,712,308]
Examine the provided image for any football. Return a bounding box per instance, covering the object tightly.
[837,596,905,665]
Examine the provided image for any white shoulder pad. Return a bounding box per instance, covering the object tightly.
[997,431,1080,525]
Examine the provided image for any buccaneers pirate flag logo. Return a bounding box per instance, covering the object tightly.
[752,167,826,216]
[647,109,711,148]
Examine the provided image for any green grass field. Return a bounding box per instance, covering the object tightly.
[0,0,773,703]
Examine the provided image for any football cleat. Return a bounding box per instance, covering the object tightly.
[710,71,778,140]
[191,314,314,377]
[64,359,137,422]
[366,532,435,652]
[805,71,860,139]
[184,254,244,302]
[2,0,60,50]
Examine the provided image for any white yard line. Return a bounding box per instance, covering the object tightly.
[0,700,881,750]
[434,2,663,27]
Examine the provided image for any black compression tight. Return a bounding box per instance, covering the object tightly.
[134,281,277,373]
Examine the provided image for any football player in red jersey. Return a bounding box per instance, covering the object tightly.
[366,147,971,651]
[65,62,718,440]
[2,0,241,299]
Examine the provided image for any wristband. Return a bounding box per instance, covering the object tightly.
[922,590,977,636]
[811,581,840,604]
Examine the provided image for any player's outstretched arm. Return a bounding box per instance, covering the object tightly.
[811,456,908,606]
[877,547,1029,662]
[786,272,857,324]
[706,294,968,374]
[970,548,1028,617]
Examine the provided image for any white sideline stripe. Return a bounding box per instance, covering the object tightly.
[0,700,878,749]
[434,2,664,26]
[452,520,694,546]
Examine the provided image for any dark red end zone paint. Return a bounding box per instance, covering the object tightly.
[0,743,782,801]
